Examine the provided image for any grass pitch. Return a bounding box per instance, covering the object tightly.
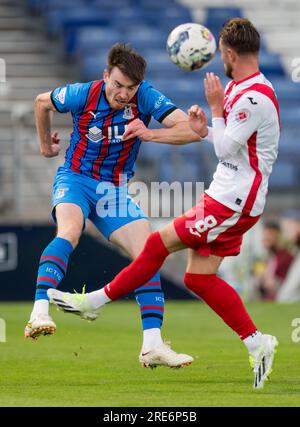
[0,301,299,407]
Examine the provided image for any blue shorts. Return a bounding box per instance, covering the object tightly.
[52,166,147,239]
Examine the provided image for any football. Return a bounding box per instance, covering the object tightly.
[166,22,216,71]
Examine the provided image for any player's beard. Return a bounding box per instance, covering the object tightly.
[224,62,233,79]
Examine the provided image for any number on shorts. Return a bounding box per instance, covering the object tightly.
[189,215,217,238]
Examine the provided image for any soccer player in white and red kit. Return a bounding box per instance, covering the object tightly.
[49,19,280,389]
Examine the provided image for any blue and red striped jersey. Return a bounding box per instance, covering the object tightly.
[50,80,177,185]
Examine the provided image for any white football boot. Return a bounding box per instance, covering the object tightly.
[24,313,56,340]
[249,334,278,390]
[139,342,194,369]
[47,288,100,321]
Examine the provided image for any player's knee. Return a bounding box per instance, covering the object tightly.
[57,226,81,248]
[144,232,168,258]
[184,272,216,293]
[142,233,155,255]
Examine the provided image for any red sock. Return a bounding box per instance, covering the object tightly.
[184,273,257,340]
[104,232,169,300]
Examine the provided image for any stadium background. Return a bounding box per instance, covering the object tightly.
[0,0,300,408]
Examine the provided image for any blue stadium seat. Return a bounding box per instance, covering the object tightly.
[108,8,153,29]
[141,50,178,77]
[110,6,192,31]
[139,131,172,163]
[205,7,243,35]
[205,52,284,78]
[177,143,202,157]
[269,162,297,189]
[279,132,300,161]
[125,28,166,51]
[81,55,107,81]
[28,0,90,13]
[73,27,168,58]
[149,77,206,106]
[75,28,123,56]
[137,0,178,7]
[46,8,111,38]
[28,0,43,12]
[272,79,300,102]
[93,0,132,9]
[159,157,200,183]
[259,53,285,77]
[154,8,192,31]
[280,107,300,127]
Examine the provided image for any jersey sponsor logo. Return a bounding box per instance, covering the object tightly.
[123,104,134,120]
[85,125,130,144]
[86,125,105,143]
[55,87,67,104]
[107,125,128,143]
[189,214,217,238]
[221,161,238,171]
[154,95,166,109]
[235,109,250,123]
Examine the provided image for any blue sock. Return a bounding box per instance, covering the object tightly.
[34,237,73,301]
[134,271,164,330]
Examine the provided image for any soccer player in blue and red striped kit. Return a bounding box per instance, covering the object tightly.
[25,43,200,368]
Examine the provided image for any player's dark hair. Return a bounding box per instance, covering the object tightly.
[107,43,147,85]
[219,18,260,55]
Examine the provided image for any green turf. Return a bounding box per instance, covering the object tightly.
[0,301,299,407]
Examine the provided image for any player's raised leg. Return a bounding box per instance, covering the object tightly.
[24,203,82,339]
[183,249,278,389]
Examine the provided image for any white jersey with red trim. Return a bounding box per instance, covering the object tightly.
[206,72,280,217]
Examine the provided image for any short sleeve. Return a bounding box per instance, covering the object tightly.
[138,81,177,123]
[225,91,266,145]
[50,82,91,114]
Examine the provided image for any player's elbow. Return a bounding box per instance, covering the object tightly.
[34,93,44,107]
[34,92,53,112]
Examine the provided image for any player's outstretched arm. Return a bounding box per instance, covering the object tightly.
[123,109,204,145]
[34,91,60,158]
[152,108,206,144]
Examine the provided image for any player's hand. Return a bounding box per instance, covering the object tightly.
[187,105,208,138]
[122,119,153,142]
[40,132,61,158]
[204,72,224,116]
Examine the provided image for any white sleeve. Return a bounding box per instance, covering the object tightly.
[203,126,214,143]
[208,117,243,159]
[225,91,265,145]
